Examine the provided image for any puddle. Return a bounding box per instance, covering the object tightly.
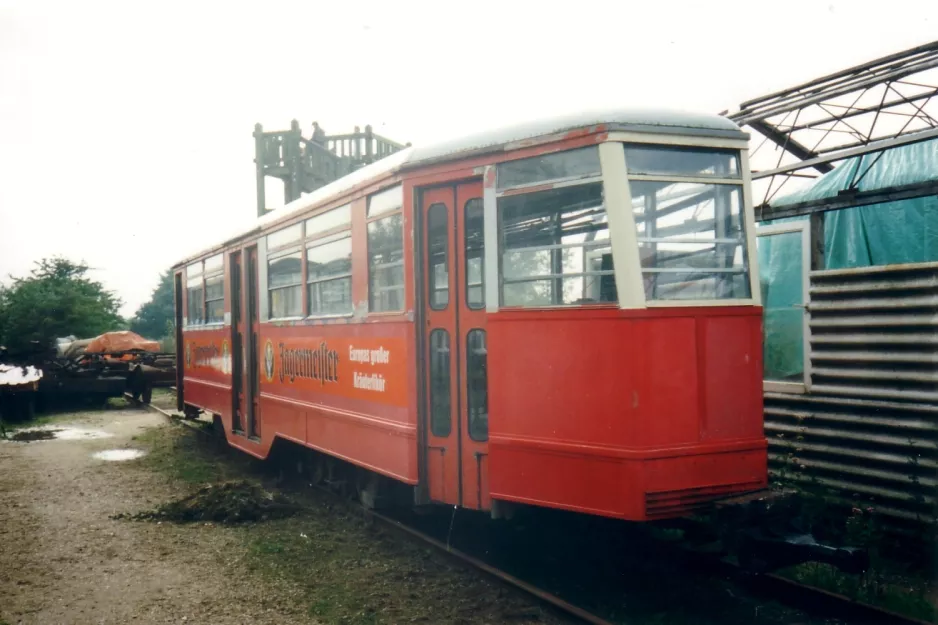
[56,427,113,440]
[93,449,146,461]
[5,426,113,442]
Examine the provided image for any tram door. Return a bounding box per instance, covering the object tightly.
[174,272,184,412]
[229,251,244,433]
[245,246,261,438]
[422,181,490,510]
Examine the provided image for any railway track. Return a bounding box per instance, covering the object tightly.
[126,392,932,625]
[125,392,613,624]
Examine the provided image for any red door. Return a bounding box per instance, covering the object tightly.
[230,251,245,433]
[422,181,489,509]
[245,246,261,438]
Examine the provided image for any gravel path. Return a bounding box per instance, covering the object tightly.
[0,408,313,625]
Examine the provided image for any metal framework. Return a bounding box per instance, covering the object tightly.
[727,39,938,222]
[254,120,408,218]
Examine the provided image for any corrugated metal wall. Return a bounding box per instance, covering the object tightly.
[764,261,938,527]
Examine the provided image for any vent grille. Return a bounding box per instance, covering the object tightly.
[645,481,764,520]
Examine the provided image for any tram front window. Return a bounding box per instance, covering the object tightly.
[623,145,751,301]
[496,146,617,307]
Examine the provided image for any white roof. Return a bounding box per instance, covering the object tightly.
[0,364,43,386]
[407,107,744,166]
[178,108,742,266]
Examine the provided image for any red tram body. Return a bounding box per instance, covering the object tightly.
[173,110,767,523]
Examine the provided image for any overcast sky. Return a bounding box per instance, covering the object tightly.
[2,0,936,317]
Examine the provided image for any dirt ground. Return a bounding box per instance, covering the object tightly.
[0,406,313,625]
[0,402,561,625]
[9,400,928,625]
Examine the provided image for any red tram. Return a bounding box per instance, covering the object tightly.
[173,109,767,523]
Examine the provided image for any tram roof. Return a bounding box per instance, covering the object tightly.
[406,107,745,167]
[177,108,744,267]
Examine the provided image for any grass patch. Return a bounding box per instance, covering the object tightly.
[4,410,76,432]
[238,509,556,624]
[133,424,557,624]
[149,388,177,411]
[2,394,132,435]
[105,397,126,409]
[134,423,242,485]
[780,562,936,622]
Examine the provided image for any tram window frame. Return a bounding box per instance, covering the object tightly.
[466,329,488,441]
[266,223,304,320]
[427,202,449,311]
[367,184,405,313]
[464,198,485,309]
[305,203,353,317]
[497,146,602,191]
[623,145,741,179]
[429,328,452,437]
[203,254,225,324]
[623,143,751,302]
[185,261,204,326]
[495,146,617,308]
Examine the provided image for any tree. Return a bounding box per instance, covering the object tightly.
[0,257,123,354]
[129,270,174,340]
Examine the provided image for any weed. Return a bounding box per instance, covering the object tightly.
[134,424,235,484]
[784,561,936,622]
[6,411,76,432]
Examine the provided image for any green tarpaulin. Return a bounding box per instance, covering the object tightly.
[758,138,938,380]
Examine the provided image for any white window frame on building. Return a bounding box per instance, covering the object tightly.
[756,220,812,394]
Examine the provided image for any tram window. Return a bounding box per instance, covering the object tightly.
[367,184,403,218]
[466,329,488,442]
[202,254,224,324]
[306,203,351,236]
[268,251,303,318]
[497,146,601,190]
[267,223,302,250]
[498,181,616,307]
[429,329,451,437]
[427,203,449,310]
[204,254,223,273]
[307,233,352,316]
[205,275,224,324]
[629,179,750,301]
[186,261,204,325]
[624,145,740,179]
[368,213,405,312]
[465,198,484,309]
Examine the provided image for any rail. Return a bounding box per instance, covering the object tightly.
[126,391,611,624]
[131,390,932,625]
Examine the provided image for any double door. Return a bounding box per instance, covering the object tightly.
[422,181,490,510]
[229,247,260,438]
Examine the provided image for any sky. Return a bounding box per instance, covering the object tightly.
[1,0,937,317]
